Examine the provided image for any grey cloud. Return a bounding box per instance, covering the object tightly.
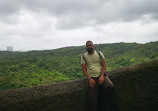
[19,0,100,15]
[0,0,22,16]
[0,0,158,29]
[121,0,158,21]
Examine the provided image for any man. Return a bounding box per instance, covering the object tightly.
[81,41,114,111]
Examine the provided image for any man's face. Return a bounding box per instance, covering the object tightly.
[86,42,94,52]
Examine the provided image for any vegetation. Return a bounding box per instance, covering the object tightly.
[0,41,158,90]
[0,59,158,111]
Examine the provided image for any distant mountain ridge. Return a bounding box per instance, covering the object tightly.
[0,41,158,59]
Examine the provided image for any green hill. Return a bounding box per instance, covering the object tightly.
[0,41,158,90]
[0,59,158,111]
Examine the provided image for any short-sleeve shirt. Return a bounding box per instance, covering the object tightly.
[81,50,105,77]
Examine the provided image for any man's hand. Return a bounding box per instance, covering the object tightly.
[89,78,96,87]
[98,75,104,85]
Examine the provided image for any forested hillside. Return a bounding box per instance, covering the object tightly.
[0,41,158,90]
[1,59,158,111]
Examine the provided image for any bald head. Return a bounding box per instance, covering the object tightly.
[86,40,93,45]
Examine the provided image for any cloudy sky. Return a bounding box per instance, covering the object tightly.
[0,0,158,51]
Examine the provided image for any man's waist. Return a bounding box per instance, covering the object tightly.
[91,77,100,81]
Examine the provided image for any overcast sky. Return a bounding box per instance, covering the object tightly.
[0,0,158,51]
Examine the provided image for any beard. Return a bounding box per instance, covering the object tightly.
[87,48,93,53]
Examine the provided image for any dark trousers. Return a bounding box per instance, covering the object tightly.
[88,76,117,111]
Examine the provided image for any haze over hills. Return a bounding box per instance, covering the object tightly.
[0,41,158,90]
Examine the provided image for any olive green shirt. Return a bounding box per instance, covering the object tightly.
[81,50,105,77]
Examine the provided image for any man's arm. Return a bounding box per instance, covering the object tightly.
[98,59,106,85]
[81,63,91,78]
[100,59,114,87]
[81,63,96,87]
